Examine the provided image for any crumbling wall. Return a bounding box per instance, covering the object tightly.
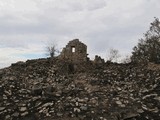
[60,39,87,63]
[94,55,105,64]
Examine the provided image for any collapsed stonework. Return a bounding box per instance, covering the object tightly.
[1,59,160,120]
[94,55,105,64]
[60,39,88,63]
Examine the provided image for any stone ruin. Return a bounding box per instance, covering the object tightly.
[59,39,88,63]
[1,45,160,119]
[94,55,105,64]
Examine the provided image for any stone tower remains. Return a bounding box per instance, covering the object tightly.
[60,39,88,63]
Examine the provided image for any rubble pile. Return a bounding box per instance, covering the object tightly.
[0,58,160,120]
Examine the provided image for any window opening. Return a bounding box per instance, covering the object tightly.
[72,47,75,53]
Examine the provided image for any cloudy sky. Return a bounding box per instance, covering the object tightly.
[0,0,160,68]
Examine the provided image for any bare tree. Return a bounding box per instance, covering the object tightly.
[46,42,59,58]
[107,48,121,62]
[121,55,131,64]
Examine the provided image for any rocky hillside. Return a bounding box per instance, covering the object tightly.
[0,58,160,120]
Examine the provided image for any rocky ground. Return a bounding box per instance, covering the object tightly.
[0,58,160,120]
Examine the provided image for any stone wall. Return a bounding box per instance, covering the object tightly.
[94,55,105,64]
[60,39,87,63]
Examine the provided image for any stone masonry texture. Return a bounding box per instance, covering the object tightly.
[60,39,87,63]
